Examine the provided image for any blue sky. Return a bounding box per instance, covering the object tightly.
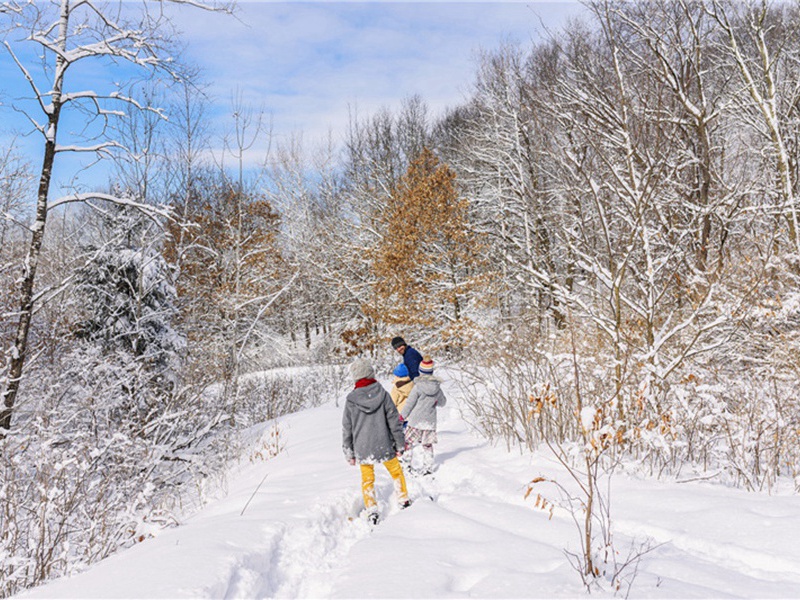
[0,1,584,194]
[174,2,584,141]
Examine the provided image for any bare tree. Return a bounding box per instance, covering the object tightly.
[264,134,348,356]
[339,95,434,352]
[0,141,33,366]
[0,140,32,263]
[706,0,800,253]
[448,43,568,330]
[0,0,231,436]
[605,0,740,277]
[111,82,171,204]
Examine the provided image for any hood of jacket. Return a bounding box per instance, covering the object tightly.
[413,376,440,396]
[346,381,386,414]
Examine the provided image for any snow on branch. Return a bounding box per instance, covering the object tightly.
[0,1,22,14]
[55,140,126,156]
[236,271,300,362]
[47,192,174,223]
[60,34,161,67]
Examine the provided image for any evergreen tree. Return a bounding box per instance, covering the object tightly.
[73,200,184,415]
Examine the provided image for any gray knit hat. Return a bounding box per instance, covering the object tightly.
[349,358,375,382]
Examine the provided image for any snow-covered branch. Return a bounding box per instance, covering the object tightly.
[47,193,174,222]
[55,140,126,155]
[0,1,22,14]
[236,271,300,362]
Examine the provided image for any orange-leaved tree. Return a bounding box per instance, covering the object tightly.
[370,148,487,350]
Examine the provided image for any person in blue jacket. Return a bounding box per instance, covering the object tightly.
[391,336,423,380]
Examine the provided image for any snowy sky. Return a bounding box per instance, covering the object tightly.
[0,1,585,193]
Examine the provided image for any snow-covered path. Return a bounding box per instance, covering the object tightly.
[18,374,800,599]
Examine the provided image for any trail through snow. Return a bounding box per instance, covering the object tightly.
[18,371,800,599]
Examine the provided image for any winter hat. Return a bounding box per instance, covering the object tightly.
[393,363,409,378]
[349,358,375,382]
[391,336,406,350]
[419,356,434,375]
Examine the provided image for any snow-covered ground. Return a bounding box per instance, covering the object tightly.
[17,372,800,599]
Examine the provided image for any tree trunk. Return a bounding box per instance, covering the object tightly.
[1,132,58,435]
[0,0,68,437]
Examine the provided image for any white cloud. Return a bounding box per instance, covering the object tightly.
[171,1,585,147]
[0,1,586,188]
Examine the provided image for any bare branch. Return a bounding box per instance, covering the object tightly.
[2,41,49,116]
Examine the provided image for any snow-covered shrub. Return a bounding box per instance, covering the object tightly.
[0,356,183,597]
[460,321,644,591]
[625,371,800,491]
[0,348,339,597]
[461,313,800,494]
[457,322,618,451]
[236,365,348,427]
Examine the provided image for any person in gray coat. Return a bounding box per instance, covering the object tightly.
[342,358,410,524]
[400,356,447,475]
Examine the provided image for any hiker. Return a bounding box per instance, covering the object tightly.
[391,336,423,380]
[390,363,414,414]
[400,356,447,475]
[342,358,411,525]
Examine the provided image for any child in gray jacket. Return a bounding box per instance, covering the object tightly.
[400,356,447,475]
[342,358,410,524]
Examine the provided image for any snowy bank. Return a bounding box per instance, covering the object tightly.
[17,373,800,599]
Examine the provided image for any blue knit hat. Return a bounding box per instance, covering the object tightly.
[393,363,409,377]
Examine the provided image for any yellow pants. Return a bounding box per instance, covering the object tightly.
[360,457,408,509]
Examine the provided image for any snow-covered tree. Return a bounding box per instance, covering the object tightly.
[338,96,433,354]
[0,142,33,345]
[0,0,230,436]
[74,200,184,395]
[264,135,349,359]
[445,43,567,330]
